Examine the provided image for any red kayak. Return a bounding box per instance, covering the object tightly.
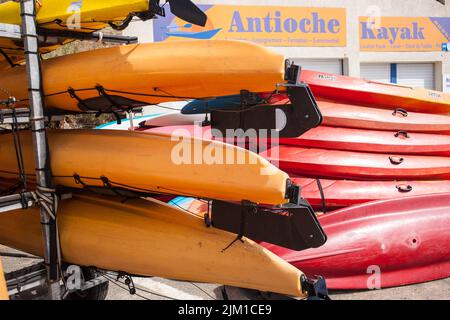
[261,146,450,181]
[318,101,450,135]
[261,193,450,289]
[167,178,450,212]
[146,123,450,157]
[266,98,450,135]
[293,177,450,210]
[300,70,450,114]
[280,126,450,157]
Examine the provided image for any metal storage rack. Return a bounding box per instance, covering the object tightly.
[0,1,329,301]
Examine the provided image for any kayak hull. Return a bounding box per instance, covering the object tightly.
[262,193,450,289]
[280,126,450,157]
[293,177,450,210]
[166,177,450,213]
[0,130,290,205]
[300,70,450,114]
[319,101,450,135]
[0,194,305,297]
[261,146,450,181]
[0,40,286,112]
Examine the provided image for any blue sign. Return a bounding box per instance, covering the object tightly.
[443,42,449,51]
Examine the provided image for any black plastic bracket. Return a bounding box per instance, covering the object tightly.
[285,60,301,84]
[148,0,166,18]
[210,84,322,138]
[285,179,300,204]
[211,199,327,251]
[301,275,331,300]
[240,90,264,107]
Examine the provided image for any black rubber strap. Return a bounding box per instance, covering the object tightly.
[73,173,88,188]
[100,176,126,198]
[221,204,248,253]
[68,86,125,124]
[316,179,327,214]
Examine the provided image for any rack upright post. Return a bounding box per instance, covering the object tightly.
[19,0,61,299]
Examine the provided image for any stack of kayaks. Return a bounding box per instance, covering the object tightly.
[179,70,450,210]
[261,72,450,212]
[261,193,450,289]
[0,15,325,297]
[167,69,450,289]
[143,122,450,210]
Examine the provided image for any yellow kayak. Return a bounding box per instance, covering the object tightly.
[0,0,155,68]
[0,129,291,205]
[0,260,7,301]
[0,193,306,298]
[0,40,286,112]
[0,0,150,28]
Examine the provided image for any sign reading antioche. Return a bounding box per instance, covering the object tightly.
[360,16,450,52]
[153,5,347,47]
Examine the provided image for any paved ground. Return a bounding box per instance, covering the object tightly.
[2,246,448,300]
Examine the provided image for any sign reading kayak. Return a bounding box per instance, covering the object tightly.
[359,16,450,52]
[153,5,347,47]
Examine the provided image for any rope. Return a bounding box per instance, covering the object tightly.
[10,108,28,192]
[15,86,287,117]
[69,174,208,200]
[102,273,178,300]
[30,185,58,220]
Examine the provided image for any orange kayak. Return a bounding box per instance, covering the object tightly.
[0,40,285,113]
[301,70,450,115]
[0,130,291,205]
[0,193,307,297]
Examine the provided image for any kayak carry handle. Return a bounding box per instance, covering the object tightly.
[392,108,408,118]
[396,184,413,193]
[389,156,404,165]
[394,131,410,139]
